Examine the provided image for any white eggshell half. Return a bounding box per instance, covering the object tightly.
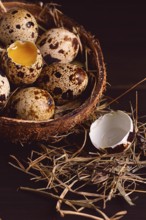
[89,110,134,149]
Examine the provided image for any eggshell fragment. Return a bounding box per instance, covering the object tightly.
[89,111,134,150]
[37,28,79,64]
[1,41,43,85]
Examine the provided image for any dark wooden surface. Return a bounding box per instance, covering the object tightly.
[0,1,146,219]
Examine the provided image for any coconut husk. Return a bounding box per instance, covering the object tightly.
[0,2,106,144]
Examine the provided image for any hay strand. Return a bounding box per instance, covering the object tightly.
[10,110,146,219]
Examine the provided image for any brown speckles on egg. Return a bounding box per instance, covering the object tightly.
[26,13,31,18]
[37,28,79,64]
[31,32,34,38]
[53,87,62,95]
[36,63,42,70]
[0,8,38,45]
[34,89,41,96]
[49,42,59,49]
[58,49,64,54]
[11,10,18,15]
[64,36,71,41]
[1,42,43,85]
[16,24,21,29]
[9,29,14,33]
[26,21,34,28]
[29,68,34,73]
[54,72,61,78]
[44,54,60,64]
[48,38,52,43]
[17,71,25,78]
[37,63,88,105]
[39,38,47,47]
[7,87,55,121]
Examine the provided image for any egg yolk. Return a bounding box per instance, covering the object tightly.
[8,41,37,66]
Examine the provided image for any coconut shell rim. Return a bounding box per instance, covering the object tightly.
[0,1,106,143]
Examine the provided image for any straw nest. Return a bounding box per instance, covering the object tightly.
[10,108,146,220]
[0,1,106,144]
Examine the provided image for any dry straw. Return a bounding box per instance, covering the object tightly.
[10,93,146,220]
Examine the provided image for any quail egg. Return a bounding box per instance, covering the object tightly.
[37,28,79,64]
[1,41,43,85]
[7,87,55,121]
[0,8,38,46]
[37,63,88,105]
[0,70,10,109]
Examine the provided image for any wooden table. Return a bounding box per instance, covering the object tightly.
[0,1,146,219]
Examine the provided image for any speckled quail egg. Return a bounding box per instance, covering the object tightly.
[7,87,55,121]
[0,70,10,109]
[1,41,43,85]
[0,8,38,46]
[37,28,80,64]
[37,63,88,105]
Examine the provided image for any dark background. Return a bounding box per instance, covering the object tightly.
[0,1,146,220]
[34,0,146,87]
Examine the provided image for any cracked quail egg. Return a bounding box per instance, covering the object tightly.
[1,41,43,85]
[37,63,88,105]
[0,70,10,109]
[37,28,79,64]
[0,8,38,46]
[7,87,55,121]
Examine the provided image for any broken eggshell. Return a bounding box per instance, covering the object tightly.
[89,110,134,150]
[1,41,43,85]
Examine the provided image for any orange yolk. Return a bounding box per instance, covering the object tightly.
[8,41,37,66]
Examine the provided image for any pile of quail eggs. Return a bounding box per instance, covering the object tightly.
[0,7,89,121]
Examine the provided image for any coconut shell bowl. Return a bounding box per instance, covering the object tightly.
[0,1,106,144]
